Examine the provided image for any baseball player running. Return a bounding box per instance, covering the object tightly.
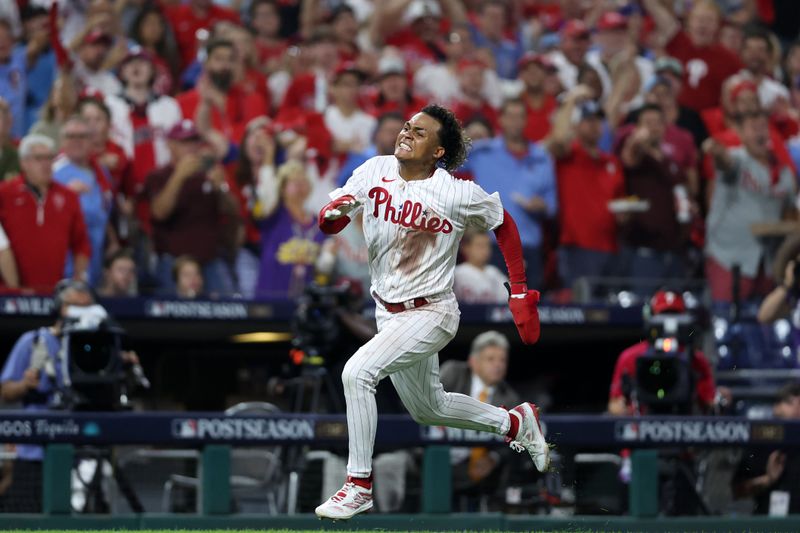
[315,104,547,520]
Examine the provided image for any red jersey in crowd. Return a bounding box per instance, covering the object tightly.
[365,93,429,120]
[256,40,288,68]
[279,72,325,114]
[0,177,91,292]
[386,28,447,67]
[165,4,240,70]
[666,31,742,111]
[523,93,557,142]
[556,141,624,253]
[609,341,716,414]
[177,83,268,144]
[450,100,499,132]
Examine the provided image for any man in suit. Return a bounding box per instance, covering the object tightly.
[440,330,521,509]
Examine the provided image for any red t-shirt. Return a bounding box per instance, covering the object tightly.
[609,340,716,414]
[523,93,557,142]
[450,100,499,132]
[666,31,742,111]
[386,27,446,66]
[255,40,288,69]
[165,4,240,70]
[176,83,268,144]
[365,94,429,120]
[279,73,318,114]
[556,141,624,252]
[0,177,91,292]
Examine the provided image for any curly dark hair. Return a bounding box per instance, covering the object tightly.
[421,104,471,172]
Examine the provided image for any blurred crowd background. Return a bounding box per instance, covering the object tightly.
[1,0,800,307]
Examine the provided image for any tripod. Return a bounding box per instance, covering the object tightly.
[75,447,144,513]
[288,365,343,414]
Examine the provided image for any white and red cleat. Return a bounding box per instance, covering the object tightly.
[507,402,550,472]
[315,478,373,520]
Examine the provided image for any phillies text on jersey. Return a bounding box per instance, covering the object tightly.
[329,155,504,302]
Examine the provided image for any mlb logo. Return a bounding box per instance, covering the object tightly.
[149,302,165,317]
[173,419,197,438]
[616,422,639,442]
[424,426,445,441]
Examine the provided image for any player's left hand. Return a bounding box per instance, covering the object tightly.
[505,282,541,345]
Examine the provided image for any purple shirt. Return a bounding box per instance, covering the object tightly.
[255,205,325,297]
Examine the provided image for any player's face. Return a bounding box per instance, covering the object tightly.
[394,113,444,165]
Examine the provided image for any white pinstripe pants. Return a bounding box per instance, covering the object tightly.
[342,292,511,477]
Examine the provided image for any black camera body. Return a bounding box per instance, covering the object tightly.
[291,283,354,361]
[634,313,696,414]
[56,306,132,411]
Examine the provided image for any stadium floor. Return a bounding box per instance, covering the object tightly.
[4,515,800,533]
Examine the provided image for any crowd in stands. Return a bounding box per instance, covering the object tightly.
[0,0,797,305]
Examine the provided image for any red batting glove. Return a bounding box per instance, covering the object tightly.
[318,194,361,235]
[505,282,541,345]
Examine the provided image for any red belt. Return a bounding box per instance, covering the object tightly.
[373,292,430,313]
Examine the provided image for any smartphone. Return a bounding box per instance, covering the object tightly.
[200,155,216,172]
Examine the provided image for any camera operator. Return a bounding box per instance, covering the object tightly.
[607,289,731,515]
[757,234,800,326]
[0,279,139,512]
[608,290,719,416]
[733,382,800,515]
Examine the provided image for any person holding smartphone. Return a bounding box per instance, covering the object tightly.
[144,119,239,297]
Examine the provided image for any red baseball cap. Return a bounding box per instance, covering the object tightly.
[561,19,590,39]
[649,290,686,315]
[456,57,485,73]
[119,46,154,67]
[83,30,113,47]
[730,78,758,101]
[596,12,628,32]
[78,86,105,102]
[518,52,556,73]
[167,119,202,141]
[332,61,366,82]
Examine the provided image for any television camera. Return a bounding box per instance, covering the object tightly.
[50,304,149,411]
[631,291,699,414]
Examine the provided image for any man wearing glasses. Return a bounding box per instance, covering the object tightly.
[53,117,112,285]
[0,134,90,292]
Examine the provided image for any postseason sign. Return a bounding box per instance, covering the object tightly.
[614,420,751,445]
[0,413,795,448]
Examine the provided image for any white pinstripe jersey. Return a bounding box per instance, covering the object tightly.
[329,155,505,302]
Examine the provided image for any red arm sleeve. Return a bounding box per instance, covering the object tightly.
[493,209,526,287]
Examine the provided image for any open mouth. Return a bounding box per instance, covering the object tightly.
[398,141,412,152]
